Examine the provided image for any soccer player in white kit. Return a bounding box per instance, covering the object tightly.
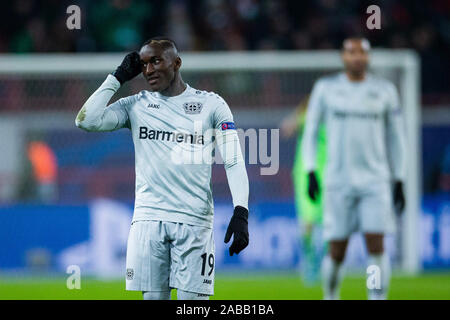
[75,37,249,300]
[302,37,406,300]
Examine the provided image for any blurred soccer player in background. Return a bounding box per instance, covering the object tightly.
[302,37,407,300]
[75,37,249,300]
[281,96,327,284]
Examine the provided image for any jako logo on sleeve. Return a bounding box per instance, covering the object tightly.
[221,122,236,130]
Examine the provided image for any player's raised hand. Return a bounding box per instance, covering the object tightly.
[112,52,142,85]
[224,206,249,256]
[307,171,320,202]
[393,180,405,215]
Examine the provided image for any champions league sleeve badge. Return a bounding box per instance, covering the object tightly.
[221,122,236,130]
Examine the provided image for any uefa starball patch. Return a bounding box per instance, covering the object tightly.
[221,122,236,130]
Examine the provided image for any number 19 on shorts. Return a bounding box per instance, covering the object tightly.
[200,252,214,277]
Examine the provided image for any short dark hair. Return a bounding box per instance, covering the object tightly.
[141,36,178,51]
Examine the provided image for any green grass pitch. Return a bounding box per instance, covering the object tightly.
[1,272,449,300]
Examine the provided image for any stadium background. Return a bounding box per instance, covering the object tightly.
[0,0,449,299]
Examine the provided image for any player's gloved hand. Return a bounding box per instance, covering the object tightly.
[224,206,249,256]
[112,52,141,85]
[307,171,320,202]
[393,180,405,215]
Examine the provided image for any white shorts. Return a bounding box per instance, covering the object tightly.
[125,220,215,295]
[323,183,395,241]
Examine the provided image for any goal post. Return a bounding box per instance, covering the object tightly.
[0,50,421,273]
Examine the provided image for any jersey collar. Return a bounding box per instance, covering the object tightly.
[153,83,192,100]
[340,72,371,85]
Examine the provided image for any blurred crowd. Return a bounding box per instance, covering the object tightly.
[0,0,449,102]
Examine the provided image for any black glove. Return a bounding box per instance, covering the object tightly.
[224,206,249,256]
[112,52,141,85]
[393,180,405,215]
[307,171,320,202]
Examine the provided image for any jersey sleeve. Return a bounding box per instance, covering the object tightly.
[212,94,249,210]
[75,74,131,132]
[107,96,133,130]
[301,79,326,172]
[385,82,407,181]
[212,94,234,130]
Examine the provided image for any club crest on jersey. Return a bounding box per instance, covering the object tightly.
[126,268,134,280]
[221,122,236,130]
[183,102,203,114]
[367,90,379,100]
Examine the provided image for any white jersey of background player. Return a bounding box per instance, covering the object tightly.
[302,37,406,300]
[75,37,250,300]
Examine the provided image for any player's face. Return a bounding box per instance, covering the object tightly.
[341,40,369,75]
[139,44,180,92]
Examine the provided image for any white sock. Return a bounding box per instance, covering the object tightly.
[321,255,344,300]
[142,291,171,300]
[177,289,210,300]
[366,253,391,300]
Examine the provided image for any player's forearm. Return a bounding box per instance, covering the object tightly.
[225,162,249,209]
[75,74,121,131]
[388,116,407,181]
[217,130,249,209]
[301,123,319,172]
[302,81,324,171]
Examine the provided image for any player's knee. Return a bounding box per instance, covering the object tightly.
[329,241,348,263]
[303,223,314,236]
[365,234,384,254]
[142,291,171,300]
[367,242,384,254]
[177,289,210,300]
[329,250,345,263]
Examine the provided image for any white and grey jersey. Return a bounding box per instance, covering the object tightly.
[76,75,249,229]
[302,72,407,189]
